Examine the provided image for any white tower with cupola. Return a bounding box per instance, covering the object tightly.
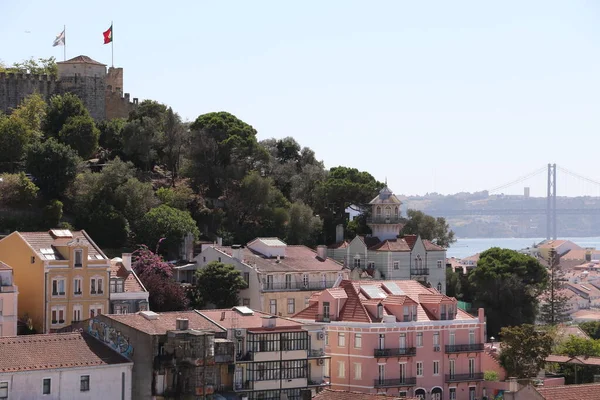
[366,183,402,241]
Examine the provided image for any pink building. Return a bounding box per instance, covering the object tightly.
[294,280,486,400]
[0,261,18,337]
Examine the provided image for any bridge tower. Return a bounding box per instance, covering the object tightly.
[547,163,557,240]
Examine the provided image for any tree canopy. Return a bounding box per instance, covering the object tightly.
[499,324,553,378]
[193,261,248,308]
[469,247,548,337]
[401,209,456,248]
[26,138,79,200]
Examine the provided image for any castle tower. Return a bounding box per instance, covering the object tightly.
[56,55,107,121]
[367,185,402,241]
[106,67,123,94]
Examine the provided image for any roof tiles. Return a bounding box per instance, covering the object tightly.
[537,383,600,400]
[103,311,225,335]
[110,258,147,293]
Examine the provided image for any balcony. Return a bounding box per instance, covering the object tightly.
[367,216,402,224]
[262,281,337,292]
[445,343,484,353]
[373,378,417,388]
[445,373,484,382]
[308,379,330,387]
[234,381,254,391]
[0,285,16,293]
[235,352,255,362]
[374,347,417,357]
[308,349,327,358]
[316,314,338,323]
[410,268,429,276]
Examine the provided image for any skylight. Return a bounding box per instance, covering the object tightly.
[233,306,254,316]
[40,248,54,255]
[361,285,387,299]
[50,229,73,238]
[383,282,405,295]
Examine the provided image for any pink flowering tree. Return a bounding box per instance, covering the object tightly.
[132,245,189,311]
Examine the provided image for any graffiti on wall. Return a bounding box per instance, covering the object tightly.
[88,318,134,358]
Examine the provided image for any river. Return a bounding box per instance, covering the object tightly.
[446,237,600,259]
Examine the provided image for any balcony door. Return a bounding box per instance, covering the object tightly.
[378,334,385,350]
[323,302,330,318]
[285,274,292,289]
[449,359,455,379]
[378,365,385,384]
[399,363,406,382]
[266,275,273,290]
[399,333,406,349]
[469,358,475,378]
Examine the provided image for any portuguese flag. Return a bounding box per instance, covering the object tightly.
[103,24,113,44]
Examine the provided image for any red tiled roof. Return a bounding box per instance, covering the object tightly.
[314,389,418,400]
[369,238,411,252]
[16,230,105,260]
[0,332,130,372]
[403,234,418,249]
[326,287,348,299]
[293,302,319,319]
[357,236,381,248]
[57,55,106,66]
[423,240,445,251]
[216,245,344,273]
[110,259,147,293]
[103,311,225,335]
[198,308,308,330]
[537,382,600,399]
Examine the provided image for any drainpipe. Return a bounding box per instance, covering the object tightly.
[44,265,48,333]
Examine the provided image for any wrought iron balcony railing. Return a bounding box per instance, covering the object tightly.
[262,281,337,292]
[445,372,484,382]
[373,377,417,388]
[410,268,429,275]
[367,216,403,224]
[445,343,484,353]
[374,347,417,357]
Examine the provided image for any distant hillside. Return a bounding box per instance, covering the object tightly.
[399,192,600,238]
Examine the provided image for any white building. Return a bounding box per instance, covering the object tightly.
[0,261,18,337]
[0,332,133,400]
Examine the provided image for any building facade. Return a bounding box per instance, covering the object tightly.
[0,332,133,400]
[294,279,486,400]
[109,254,149,314]
[198,306,330,400]
[190,238,349,316]
[0,261,18,336]
[0,229,110,333]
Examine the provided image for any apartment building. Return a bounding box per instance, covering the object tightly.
[294,279,486,400]
[198,306,330,400]
[0,332,133,400]
[192,237,348,316]
[0,230,110,333]
[108,254,149,314]
[0,261,18,336]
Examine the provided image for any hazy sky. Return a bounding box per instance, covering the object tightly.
[3,1,600,198]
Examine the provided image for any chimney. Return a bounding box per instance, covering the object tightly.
[232,245,242,261]
[276,255,280,263]
[336,224,344,243]
[122,253,132,271]
[262,316,276,329]
[316,245,327,261]
[217,236,223,246]
[586,251,592,262]
[176,318,189,331]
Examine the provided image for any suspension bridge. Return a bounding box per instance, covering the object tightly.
[424,164,600,240]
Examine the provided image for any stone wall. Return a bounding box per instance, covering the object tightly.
[106,90,138,120]
[0,72,57,113]
[57,75,106,121]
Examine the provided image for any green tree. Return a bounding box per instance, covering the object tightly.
[136,205,199,258]
[557,335,600,358]
[97,118,126,156]
[499,324,553,378]
[469,248,548,337]
[5,57,57,76]
[539,248,571,325]
[78,202,131,249]
[26,138,79,199]
[484,371,499,381]
[0,172,39,207]
[580,321,600,340]
[286,201,323,246]
[43,199,63,228]
[42,93,90,138]
[161,107,188,181]
[156,184,194,211]
[58,115,100,159]
[188,111,266,197]
[121,118,160,170]
[0,116,31,172]
[193,261,248,308]
[10,93,46,136]
[400,209,456,248]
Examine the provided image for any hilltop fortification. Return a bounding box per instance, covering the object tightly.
[0,55,137,121]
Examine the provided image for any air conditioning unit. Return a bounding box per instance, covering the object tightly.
[317,332,325,340]
[317,359,325,366]
[235,329,243,338]
[434,346,440,352]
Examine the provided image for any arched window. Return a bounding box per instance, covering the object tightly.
[394,207,399,218]
[384,206,391,217]
[415,255,423,269]
[437,282,443,292]
[376,206,381,217]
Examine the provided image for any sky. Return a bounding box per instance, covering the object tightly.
[2,1,600,198]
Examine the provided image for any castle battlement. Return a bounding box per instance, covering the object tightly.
[0,72,57,81]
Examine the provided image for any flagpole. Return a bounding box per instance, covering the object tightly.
[111,21,114,67]
[63,25,66,61]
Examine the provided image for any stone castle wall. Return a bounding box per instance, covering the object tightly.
[57,75,106,121]
[0,72,57,113]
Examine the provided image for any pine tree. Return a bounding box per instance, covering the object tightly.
[539,248,571,325]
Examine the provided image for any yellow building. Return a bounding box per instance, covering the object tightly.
[0,229,110,333]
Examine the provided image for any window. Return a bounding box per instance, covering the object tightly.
[51,306,66,325]
[116,280,124,293]
[399,363,406,380]
[303,274,309,287]
[97,278,104,294]
[244,272,250,285]
[367,261,375,269]
[393,261,399,270]
[115,305,129,314]
[353,257,361,269]
[0,382,7,399]
[354,333,362,348]
[51,277,65,296]
[110,279,116,293]
[80,375,90,392]
[449,331,455,345]
[353,363,362,379]
[399,391,407,399]
[378,364,385,381]
[416,332,423,347]
[73,305,82,322]
[469,358,475,376]
[338,333,346,347]
[323,302,330,318]
[91,278,96,294]
[437,282,442,292]
[285,274,292,289]
[377,304,383,319]
[469,330,475,345]
[376,206,381,217]
[449,388,456,400]
[90,304,103,318]
[266,275,273,290]
[218,257,221,262]
[469,387,476,400]
[203,256,206,262]
[304,297,309,307]
[378,334,385,350]
[433,331,440,346]
[43,378,51,395]
[399,333,406,349]
[73,278,82,295]
[31,256,35,264]
[437,260,443,268]
[243,298,250,306]
[74,249,83,267]
[269,299,277,315]
[449,359,455,376]
[403,306,410,321]
[433,360,439,375]
[338,361,345,378]
[416,361,423,377]
[287,298,295,314]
